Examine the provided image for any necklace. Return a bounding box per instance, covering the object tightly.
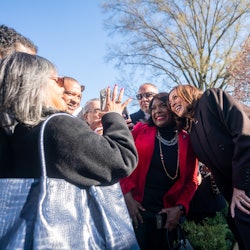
[157,131,179,180]
[156,131,178,146]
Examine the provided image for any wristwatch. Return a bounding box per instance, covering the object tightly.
[177,204,186,215]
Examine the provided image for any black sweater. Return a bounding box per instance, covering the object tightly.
[4,112,138,187]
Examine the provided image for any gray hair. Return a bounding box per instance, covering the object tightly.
[138,83,159,93]
[82,98,100,116]
[0,52,56,127]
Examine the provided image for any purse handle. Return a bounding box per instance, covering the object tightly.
[165,223,193,250]
[39,113,72,177]
[176,223,188,246]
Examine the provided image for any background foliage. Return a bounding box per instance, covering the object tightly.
[102,0,250,105]
[183,210,235,250]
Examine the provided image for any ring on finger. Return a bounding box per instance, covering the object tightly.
[116,100,122,104]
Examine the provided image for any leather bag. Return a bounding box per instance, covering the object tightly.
[0,113,139,250]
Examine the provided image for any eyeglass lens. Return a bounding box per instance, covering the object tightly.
[51,77,64,88]
[89,109,101,113]
[136,92,155,100]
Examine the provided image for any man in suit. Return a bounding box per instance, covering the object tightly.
[130,83,158,125]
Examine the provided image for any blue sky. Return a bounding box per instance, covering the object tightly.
[1,0,141,111]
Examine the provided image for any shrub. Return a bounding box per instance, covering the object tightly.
[183,211,235,250]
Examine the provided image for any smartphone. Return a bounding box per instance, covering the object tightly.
[122,107,130,120]
[100,88,107,111]
[156,213,167,230]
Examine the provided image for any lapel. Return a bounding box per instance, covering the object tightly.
[177,131,187,176]
[190,109,216,168]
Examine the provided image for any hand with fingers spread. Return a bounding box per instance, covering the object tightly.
[124,192,145,229]
[102,85,132,115]
[230,188,250,218]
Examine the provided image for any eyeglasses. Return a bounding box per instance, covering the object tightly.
[50,76,85,92]
[50,77,64,88]
[88,108,101,114]
[136,92,156,100]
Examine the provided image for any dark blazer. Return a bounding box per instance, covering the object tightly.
[190,88,250,202]
[6,112,138,187]
[130,109,146,124]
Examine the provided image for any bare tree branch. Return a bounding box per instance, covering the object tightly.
[102,0,250,92]
[227,36,250,105]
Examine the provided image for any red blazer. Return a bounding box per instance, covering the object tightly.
[120,122,198,213]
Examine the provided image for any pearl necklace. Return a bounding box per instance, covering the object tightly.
[157,131,179,180]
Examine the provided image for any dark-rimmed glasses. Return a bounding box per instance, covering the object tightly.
[50,77,64,88]
[50,76,85,92]
[136,92,156,100]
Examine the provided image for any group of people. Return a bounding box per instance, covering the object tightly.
[0,24,250,250]
[0,25,139,249]
[79,82,249,250]
[122,83,250,250]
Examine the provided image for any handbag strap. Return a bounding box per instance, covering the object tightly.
[176,223,187,245]
[39,113,73,177]
[165,223,189,250]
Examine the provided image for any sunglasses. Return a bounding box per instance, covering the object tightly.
[50,77,85,92]
[136,92,156,100]
[51,77,64,88]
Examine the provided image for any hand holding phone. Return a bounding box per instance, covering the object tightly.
[122,107,130,120]
[99,86,132,115]
[156,213,167,230]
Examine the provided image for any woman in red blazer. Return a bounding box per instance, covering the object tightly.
[120,93,198,250]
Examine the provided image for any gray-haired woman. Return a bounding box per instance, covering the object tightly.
[0,52,137,181]
[0,52,139,249]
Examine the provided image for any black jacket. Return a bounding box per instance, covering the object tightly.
[130,109,146,125]
[190,88,250,202]
[0,128,12,176]
[5,112,138,187]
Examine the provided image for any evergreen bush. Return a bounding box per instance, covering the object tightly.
[183,211,235,250]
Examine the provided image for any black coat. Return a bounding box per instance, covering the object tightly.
[190,88,250,202]
[0,128,12,176]
[5,112,138,187]
[130,109,146,125]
